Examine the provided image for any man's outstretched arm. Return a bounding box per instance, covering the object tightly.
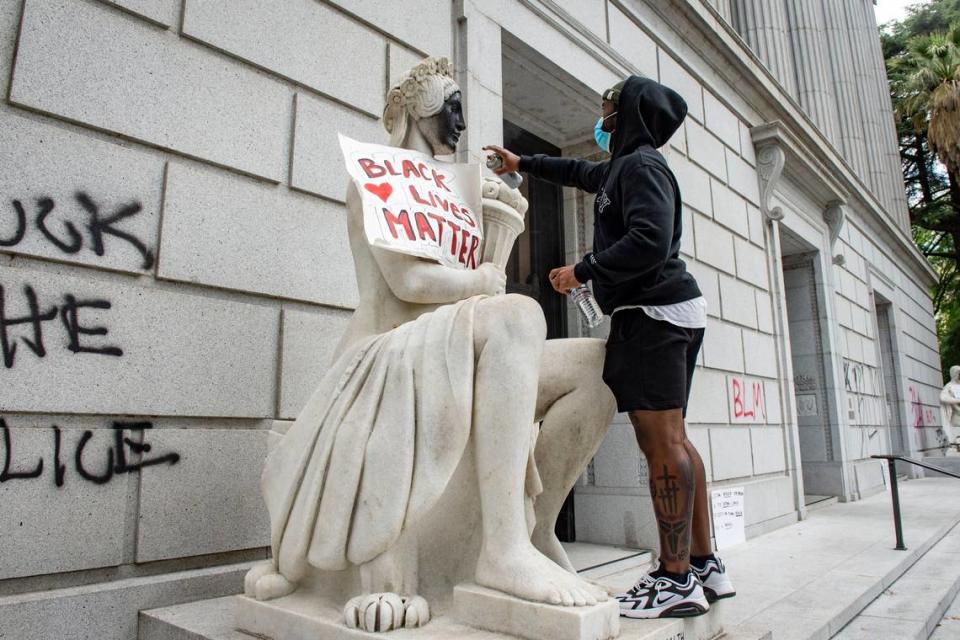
[483,144,607,194]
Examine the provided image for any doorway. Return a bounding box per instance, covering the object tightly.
[500,29,600,542]
[874,298,906,455]
[502,120,567,340]
[780,230,839,500]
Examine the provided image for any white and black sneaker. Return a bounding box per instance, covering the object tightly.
[691,555,736,602]
[615,569,710,619]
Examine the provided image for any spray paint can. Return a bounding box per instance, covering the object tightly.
[485,154,523,190]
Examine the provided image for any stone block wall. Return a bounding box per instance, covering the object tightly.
[0,0,450,637]
[0,0,943,635]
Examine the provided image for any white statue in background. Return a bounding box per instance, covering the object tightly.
[941,365,960,447]
[241,57,615,634]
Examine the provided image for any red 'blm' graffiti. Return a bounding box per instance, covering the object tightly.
[908,385,937,428]
[731,377,766,422]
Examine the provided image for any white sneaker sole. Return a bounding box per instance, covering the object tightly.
[619,597,710,619]
[703,587,736,602]
[700,574,737,602]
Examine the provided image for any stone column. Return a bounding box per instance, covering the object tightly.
[711,0,733,24]
[860,0,911,229]
[784,0,839,144]
[847,0,896,214]
[821,0,869,180]
[731,0,798,96]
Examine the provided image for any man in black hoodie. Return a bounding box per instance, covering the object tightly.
[484,76,735,619]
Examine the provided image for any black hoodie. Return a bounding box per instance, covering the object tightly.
[518,76,701,314]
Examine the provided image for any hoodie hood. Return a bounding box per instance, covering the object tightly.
[609,76,687,159]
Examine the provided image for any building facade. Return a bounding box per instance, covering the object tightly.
[0,0,945,637]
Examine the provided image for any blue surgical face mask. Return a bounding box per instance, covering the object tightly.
[594,111,616,152]
[594,117,611,152]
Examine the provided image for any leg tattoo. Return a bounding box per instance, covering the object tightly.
[652,465,681,515]
[649,458,694,567]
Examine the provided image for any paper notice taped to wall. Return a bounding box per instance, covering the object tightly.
[339,134,482,269]
[711,487,746,549]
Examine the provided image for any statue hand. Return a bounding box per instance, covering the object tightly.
[476,262,507,296]
[482,176,528,215]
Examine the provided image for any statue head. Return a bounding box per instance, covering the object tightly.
[951,365,960,382]
[383,57,465,155]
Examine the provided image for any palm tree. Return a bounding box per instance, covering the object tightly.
[893,25,960,178]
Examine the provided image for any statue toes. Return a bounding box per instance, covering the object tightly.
[345,593,408,632]
[343,595,365,629]
[243,561,273,597]
[254,572,295,601]
[402,595,431,628]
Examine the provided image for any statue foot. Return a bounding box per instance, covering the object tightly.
[343,593,431,632]
[475,544,608,607]
[531,527,577,574]
[243,561,273,597]
[248,569,295,601]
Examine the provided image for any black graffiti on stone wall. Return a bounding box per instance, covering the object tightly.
[0,192,154,270]
[0,283,122,369]
[0,418,179,487]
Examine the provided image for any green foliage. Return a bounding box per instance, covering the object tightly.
[883,1,960,381]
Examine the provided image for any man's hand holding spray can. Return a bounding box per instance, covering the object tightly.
[485,148,604,329]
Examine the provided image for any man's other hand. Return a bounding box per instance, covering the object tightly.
[482,144,521,175]
[548,265,581,293]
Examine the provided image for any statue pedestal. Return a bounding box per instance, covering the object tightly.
[233,587,619,640]
[453,583,619,640]
[234,591,512,639]
[140,592,747,640]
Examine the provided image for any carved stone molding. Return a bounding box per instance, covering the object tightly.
[751,122,849,252]
[823,200,847,265]
[756,142,786,221]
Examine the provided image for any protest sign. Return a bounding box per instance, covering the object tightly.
[711,486,746,549]
[339,134,482,269]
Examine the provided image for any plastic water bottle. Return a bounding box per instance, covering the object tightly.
[569,285,604,328]
[485,154,523,190]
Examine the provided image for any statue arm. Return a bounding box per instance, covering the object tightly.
[942,385,960,406]
[371,246,501,304]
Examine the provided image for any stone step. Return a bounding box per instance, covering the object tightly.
[722,478,960,640]
[139,543,770,640]
[920,456,960,478]
[832,522,960,639]
[139,597,253,640]
[565,541,654,582]
[929,586,960,639]
[140,592,768,640]
[804,495,839,513]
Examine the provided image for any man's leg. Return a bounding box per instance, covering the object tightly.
[685,437,713,558]
[629,409,693,574]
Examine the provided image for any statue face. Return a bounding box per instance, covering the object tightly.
[416,91,465,155]
[952,365,960,382]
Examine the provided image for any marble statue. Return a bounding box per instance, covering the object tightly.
[239,57,616,636]
[941,365,960,446]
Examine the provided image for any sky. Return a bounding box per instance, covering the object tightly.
[874,0,930,26]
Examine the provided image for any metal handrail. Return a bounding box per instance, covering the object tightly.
[871,454,960,550]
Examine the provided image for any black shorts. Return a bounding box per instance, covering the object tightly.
[602,309,705,415]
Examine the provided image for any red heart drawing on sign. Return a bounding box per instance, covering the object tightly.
[364,182,393,203]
